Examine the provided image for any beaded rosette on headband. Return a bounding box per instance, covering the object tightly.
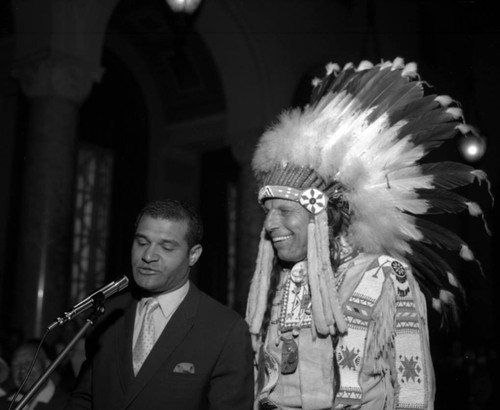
[246,57,492,342]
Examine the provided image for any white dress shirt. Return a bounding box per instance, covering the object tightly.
[132,281,190,349]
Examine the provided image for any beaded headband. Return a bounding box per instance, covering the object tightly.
[258,185,328,215]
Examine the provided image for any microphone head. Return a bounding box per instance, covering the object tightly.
[47,275,130,331]
[115,276,129,292]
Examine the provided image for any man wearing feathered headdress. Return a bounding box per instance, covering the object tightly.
[246,57,490,409]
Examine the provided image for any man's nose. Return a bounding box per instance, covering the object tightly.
[142,244,158,262]
[264,209,280,232]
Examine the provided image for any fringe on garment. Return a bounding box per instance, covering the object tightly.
[364,275,397,409]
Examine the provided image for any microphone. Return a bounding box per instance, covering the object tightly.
[48,275,129,331]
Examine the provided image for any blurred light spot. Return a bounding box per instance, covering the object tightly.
[165,0,202,13]
[458,134,486,162]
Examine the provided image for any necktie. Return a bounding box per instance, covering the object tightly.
[133,298,160,375]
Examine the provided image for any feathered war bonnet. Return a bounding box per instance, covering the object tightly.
[246,57,491,342]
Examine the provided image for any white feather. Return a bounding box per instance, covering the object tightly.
[325,62,340,75]
[402,62,418,78]
[446,107,464,121]
[447,271,459,287]
[357,60,374,71]
[380,61,393,70]
[459,244,474,261]
[435,95,454,107]
[457,123,479,136]
[392,57,405,70]
[432,298,442,312]
[466,201,483,216]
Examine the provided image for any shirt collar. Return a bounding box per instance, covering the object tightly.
[139,281,190,318]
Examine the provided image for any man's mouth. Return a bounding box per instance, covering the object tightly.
[137,267,158,274]
[271,235,293,243]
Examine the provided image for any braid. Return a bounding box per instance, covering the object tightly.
[327,196,350,271]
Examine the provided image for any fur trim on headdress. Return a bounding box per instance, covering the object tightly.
[246,227,274,337]
[307,211,347,336]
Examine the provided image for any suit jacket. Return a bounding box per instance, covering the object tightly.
[65,282,254,410]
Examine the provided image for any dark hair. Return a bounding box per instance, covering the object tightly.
[327,196,350,270]
[135,199,203,248]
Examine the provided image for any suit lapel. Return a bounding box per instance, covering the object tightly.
[121,283,200,408]
[116,299,137,391]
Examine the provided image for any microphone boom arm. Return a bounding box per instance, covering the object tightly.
[47,275,129,331]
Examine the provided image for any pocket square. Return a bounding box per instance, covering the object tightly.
[173,362,195,374]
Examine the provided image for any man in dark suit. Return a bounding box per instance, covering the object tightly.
[65,199,254,410]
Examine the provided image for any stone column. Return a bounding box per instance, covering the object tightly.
[230,131,263,315]
[12,53,97,338]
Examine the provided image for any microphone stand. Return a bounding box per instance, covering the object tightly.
[13,293,107,410]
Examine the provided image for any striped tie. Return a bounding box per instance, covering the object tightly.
[133,298,160,375]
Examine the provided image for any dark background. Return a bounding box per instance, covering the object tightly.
[0,0,498,408]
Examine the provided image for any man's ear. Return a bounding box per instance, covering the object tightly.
[188,244,202,267]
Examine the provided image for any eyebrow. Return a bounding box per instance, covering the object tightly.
[269,203,296,211]
[159,239,181,247]
[134,233,181,247]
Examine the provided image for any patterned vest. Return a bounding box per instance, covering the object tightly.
[257,254,434,410]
